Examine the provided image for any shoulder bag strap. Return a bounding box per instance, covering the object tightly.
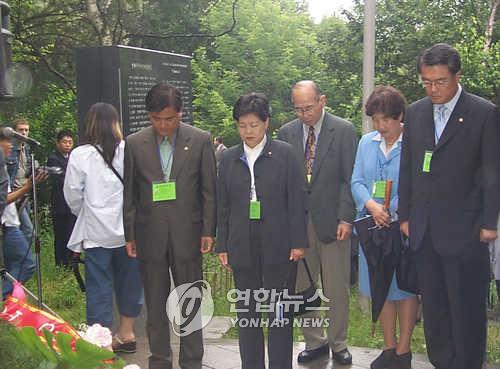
[92,145,124,185]
[282,258,315,289]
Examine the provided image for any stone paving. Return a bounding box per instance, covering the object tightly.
[116,311,435,369]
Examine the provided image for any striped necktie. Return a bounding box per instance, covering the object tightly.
[305,126,316,177]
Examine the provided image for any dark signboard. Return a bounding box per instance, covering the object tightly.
[75,45,192,136]
[0,1,13,98]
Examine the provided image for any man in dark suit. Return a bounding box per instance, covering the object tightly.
[213,136,227,168]
[398,43,500,369]
[47,130,76,267]
[278,81,357,365]
[123,83,217,369]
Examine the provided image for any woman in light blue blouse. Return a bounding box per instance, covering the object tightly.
[351,86,417,369]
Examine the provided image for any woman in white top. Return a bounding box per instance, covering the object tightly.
[64,103,143,353]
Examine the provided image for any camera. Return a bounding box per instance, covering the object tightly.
[34,165,64,176]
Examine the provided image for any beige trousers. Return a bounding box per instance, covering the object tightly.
[296,217,351,353]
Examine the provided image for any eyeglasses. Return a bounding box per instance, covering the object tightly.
[293,101,320,115]
[420,78,450,89]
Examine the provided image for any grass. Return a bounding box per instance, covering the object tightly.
[1,220,499,367]
[22,207,86,325]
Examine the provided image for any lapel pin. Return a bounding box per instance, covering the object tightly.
[458,117,464,123]
[184,146,189,150]
[268,151,272,156]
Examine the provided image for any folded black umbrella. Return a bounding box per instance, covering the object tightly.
[354,216,402,324]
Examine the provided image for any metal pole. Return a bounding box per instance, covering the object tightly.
[30,151,43,308]
[362,0,376,134]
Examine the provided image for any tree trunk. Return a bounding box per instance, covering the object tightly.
[484,0,499,51]
[85,0,113,45]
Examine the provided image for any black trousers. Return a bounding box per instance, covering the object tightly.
[416,229,489,369]
[232,221,297,369]
[52,213,76,266]
[139,249,203,369]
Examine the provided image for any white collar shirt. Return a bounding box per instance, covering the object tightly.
[1,182,20,227]
[372,129,403,159]
[302,109,325,149]
[433,84,462,142]
[243,135,267,201]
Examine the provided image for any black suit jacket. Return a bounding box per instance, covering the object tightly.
[47,151,71,215]
[216,138,308,268]
[398,90,500,256]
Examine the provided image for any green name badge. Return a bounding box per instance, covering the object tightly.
[152,181,176,202]
[422,150,433,173]
[249,200,261,220]
[372,180,387,199]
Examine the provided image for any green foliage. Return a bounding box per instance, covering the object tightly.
[346,0,499,104]
[3,0,498,143]
[11,326,126,369]
[193,0,330,142]
[0,322,43,369]
[0,85,77,162]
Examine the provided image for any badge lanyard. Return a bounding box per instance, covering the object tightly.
[372,148,397,199]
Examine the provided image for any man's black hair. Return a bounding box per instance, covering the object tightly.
[145,82,183,113]
[56,129,73,142]
[417,43,461,75]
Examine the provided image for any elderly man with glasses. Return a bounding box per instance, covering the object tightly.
[278,80,358,365]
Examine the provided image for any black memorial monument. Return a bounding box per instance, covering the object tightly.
[75,45,192,136]
[0,1,13,98]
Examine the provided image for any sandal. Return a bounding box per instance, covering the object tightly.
[112,334,137,353]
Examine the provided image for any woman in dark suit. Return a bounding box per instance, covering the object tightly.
[216,92,308,369]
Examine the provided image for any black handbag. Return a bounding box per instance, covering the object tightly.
[396,236,419,294]
[277,259,321,317]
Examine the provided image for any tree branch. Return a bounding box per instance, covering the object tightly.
[24,41,76,92]
[126,0,238,40]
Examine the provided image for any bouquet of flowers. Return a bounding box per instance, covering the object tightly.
[1,283,140,369]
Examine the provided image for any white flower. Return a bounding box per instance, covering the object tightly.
[123,365,141,369]
[80,323,112,348]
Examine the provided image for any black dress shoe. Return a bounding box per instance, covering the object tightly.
[388,351,411,369]
[297,344,330,363]
[371,348,396,369]
[332,348,353,365]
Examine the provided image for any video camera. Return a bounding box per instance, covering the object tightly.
[34,165,64,176]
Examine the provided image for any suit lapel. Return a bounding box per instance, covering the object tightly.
[291,121,304,159]
[419,98,436,151]
[170,123,192,180]
[435,91,468,152]
[140,126,163,180]
[311,114,335,184]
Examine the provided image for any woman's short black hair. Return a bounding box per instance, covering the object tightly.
[145,82,183,113]
[417,43,461,75]
[365,86,407,119]
[233,92,270,122]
